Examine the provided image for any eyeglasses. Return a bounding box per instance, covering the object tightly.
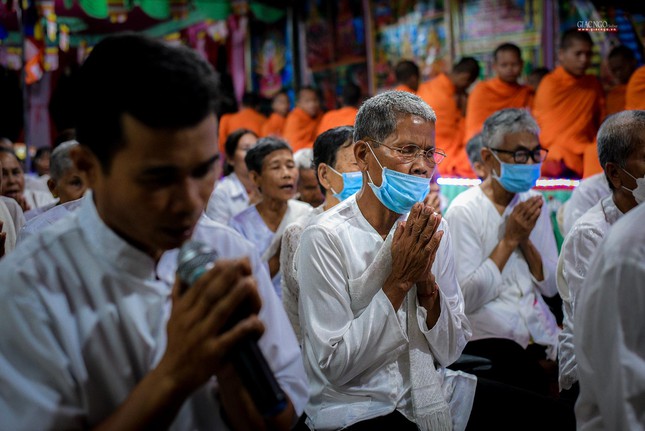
[489,147,548,164]
[368,140,447,165]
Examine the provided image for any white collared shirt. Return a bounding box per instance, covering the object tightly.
[296,195,474,431]
[230,199,312,298]
[562,173,611,235]
[445,186,560,360]
[574,202,645,431]
[0,195,308,430]
[205,173,249,224]
[0,196,24,255]
[19,197,85,243]
[557,195,623,391]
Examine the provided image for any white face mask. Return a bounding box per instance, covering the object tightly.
[622,168,645,205]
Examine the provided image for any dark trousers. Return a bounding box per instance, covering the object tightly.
[463,338,552,395]
[466,377,576,431]
[342,410,418,431]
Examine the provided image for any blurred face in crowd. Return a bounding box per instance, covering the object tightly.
[494,50,523,84]
[272,93,290,117]
[559,39,592,77]
[251,149,298,203]
[298,89,320,118]
[34,150,51,176]
[319,140,359,196]
[48,166,87,204]
[75,113,220,260]
[232,132,258,179]
[0,151,25,201]
[608,55,636,85]
[297,168,324,207]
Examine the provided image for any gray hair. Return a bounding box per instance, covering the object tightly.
[598,110,645,169]
[353,90,436,144]
[466,133,484,165]
[50,140,79,180]
[293,148,314,170]
[481,108,540,149]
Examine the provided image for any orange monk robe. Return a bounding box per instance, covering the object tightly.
[394,84,416,94]
[218,108,266,153]
[261,112,286,137]
[283,107,322,152]
[417,73,475,178]
[532,66,605,178]
[315,106,358,136]
[606,84,627,115]
[465,77,532,143]
[626,65,645,110]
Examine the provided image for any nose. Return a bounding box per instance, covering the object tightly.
[410,157,430,177]
[172,177,208,215]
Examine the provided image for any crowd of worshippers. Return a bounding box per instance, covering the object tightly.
[0,28,644,431]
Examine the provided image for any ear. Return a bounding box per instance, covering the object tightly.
[604,162,622,190]
[354,140,370,171]
[249,170,262,189]
[70,145,101,188]
[47,178,58,197]
[317,163,332,191]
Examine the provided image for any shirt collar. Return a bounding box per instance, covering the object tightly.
[77,191,159,280]
[602,195,624,225]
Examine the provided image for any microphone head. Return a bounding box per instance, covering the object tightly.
[177,240,219,286]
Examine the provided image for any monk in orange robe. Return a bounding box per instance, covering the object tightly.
[626,65,645,110]
[533,30,605,178]
[316,82,361,136]
[283,87,322,152]
[392,60,420,94]
[465,43,532,143]
[261,91,289,137]
[418,57,480,177]
[218,92,266,154]
[606,46,637,115]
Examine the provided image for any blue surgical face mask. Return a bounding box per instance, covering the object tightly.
[366,143,431,214]
[490,151,541,193]
[329,167,362,201]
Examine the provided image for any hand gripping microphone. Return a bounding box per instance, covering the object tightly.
[177,240,288,417]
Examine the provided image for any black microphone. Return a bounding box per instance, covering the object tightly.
[177,240,288,417]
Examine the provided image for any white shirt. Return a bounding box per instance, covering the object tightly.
[24,200,58,221]
[0,196,25,255]
[205,173,250,224]
[19,197,85,243]
[296,195,475,431]
[280,205,324,344]
[445,186,560,360]
[562,173,610,235]
[0,196,308,430]
[574,202,645,431]
[230,199,312,298]
[23,188,57,210]
[557,195,623,391]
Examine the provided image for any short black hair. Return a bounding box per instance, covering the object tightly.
[224,128,258,161]
[395,60,420,83]
[453,57,480,81]
[74,33,219,172]
[560,28,593,50]
[608,45,636,61]
[494,43,522,61]
[244,136,292,174]
[313,126,354,194]
[342,83,361,107]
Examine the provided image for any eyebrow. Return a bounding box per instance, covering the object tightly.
[139,154,220,177]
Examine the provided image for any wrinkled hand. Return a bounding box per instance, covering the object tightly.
[390,202,443,289]
[505,196,542,245]
[425,191,442,215]
[156,258,264,396]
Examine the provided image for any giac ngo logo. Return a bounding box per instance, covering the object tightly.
[577,20,618,32]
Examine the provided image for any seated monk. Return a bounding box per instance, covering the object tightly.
[606,46,637,115]
[218,92,266,154]
[283,87,322,152]
[315,82,361,136]
[532,29,605,178]
[418,57,480,178]
[626,65,645,110]
[465,43,532,143]
[393,59,420,94]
